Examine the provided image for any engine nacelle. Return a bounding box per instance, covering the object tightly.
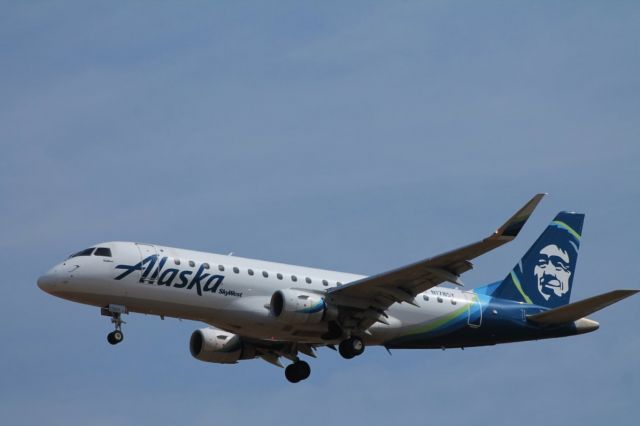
[270,289,337,325]
[189,327,250,364]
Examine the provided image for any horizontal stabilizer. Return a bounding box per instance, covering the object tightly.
[527,289,639,324]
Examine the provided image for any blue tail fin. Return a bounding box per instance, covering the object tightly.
[491,212,584,308]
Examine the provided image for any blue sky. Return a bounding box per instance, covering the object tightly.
[1,1,639,425]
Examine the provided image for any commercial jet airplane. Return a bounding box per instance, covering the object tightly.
[38,195,638,382]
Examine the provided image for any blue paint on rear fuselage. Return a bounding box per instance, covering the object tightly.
[385,291,578,349]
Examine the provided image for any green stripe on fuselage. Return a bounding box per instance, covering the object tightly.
[405,302,470,336]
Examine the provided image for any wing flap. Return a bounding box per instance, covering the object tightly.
[527,289,639,324]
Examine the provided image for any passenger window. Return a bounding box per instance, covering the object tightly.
[218,265,225,272]
[233,267,239,274]
[203,263,210,269]
[248,269,254,276]
[174,258,181,265]
[277,273,283,280]
[322,280,328,286]
[437,297,443,303]
[94,247,112,257]
[189,260,195,267]
[262,271,269,278]
[69,248,95,258]
[305,277,312,284]
[291,275,297,282]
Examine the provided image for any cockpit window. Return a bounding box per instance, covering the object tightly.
[69,248,95,258]
[94,247,112,257]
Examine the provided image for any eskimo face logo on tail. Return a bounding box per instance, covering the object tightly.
[534,244,572,300]
[114,255,224,296]
[524,218,581,304]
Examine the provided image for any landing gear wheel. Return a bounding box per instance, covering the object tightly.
[284,364,299,383]
[102,305,127,346]
[339,336,365,359]
[107,330,124,345]
[339,341,354,359]
[285,360,311,383]
[297,360,311,379]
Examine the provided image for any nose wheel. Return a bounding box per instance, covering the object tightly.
[101,304,127,346]
[107,330,124,345]
[106,313,125,345]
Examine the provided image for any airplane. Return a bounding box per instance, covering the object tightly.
[37,194,638,383]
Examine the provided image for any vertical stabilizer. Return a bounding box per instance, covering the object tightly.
[491,212,584,308]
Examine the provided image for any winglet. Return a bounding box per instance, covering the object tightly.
[493,193,546,240]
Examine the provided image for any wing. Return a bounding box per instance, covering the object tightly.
[326,194,545,331]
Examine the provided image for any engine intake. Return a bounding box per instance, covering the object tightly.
[189,327,254,364]
[270,289,336,325]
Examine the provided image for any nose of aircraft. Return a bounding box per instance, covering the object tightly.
[37,266,62,294]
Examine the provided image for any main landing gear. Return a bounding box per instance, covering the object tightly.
[101,304,127,345]
[284,337,364,383]
[284,360,311,383]
[339,336,365,359]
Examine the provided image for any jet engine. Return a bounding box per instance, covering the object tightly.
[270,289,337,324]
[189,327,255,364]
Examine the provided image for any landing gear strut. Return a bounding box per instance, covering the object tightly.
[285,360,311,383]
[101,304,127,345]
[339,336,365,359]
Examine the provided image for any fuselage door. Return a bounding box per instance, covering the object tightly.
[135,243,159,284]
[465,292,483,328]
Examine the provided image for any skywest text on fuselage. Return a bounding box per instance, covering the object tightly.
[115,255,224,296]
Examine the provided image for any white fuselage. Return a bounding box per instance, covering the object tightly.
[38,241,478,346]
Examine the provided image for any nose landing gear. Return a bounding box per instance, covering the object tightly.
[101,304,127,345]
